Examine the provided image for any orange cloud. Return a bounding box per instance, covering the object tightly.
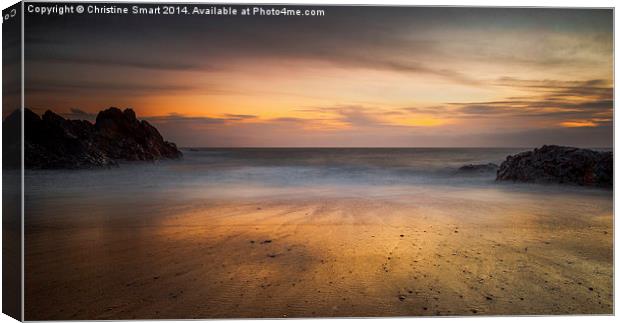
[560,120,598,128]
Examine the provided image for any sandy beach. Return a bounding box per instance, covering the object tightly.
[25,181,612,319]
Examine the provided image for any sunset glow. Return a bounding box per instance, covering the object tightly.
[23,6,613,147]
[560,121,599,128]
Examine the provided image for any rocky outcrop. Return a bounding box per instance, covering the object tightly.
[4,107,182,169]
[496,145,612,187]
[94,108,182,161]
[458,163,498,173]
[24,109,115,169]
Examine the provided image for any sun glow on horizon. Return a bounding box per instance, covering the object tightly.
[23,7,612,147]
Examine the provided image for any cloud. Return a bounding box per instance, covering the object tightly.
[494,78,612,98]
[147,111,613,148]
[223,114,257,120]
[27,54,209,71]
[451,100,611,118]
[27,7,611,88]
[560,120,598,128]
[62,108,97,121]
[146,113,227,125]
[322,55,481,85]
[297,105,395,128]
[333,106,386,127]
[22,8,612,148]
[402,106,450,115]
[146,113,258,128]
[446,78,612,123]
[26,79,200,95]
[25,7,491,84]
[269,117,307,123]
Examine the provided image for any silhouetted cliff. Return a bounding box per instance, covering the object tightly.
[3,107,182,169]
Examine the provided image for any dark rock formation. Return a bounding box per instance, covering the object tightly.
[458,163,498,173]
[94,108,181,161]
[496,145,612,187]
[24,109,115,169]
[4,107,182,169]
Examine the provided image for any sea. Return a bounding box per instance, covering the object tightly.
[24,148,612,223]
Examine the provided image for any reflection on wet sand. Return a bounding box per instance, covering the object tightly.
[25,185,612,319]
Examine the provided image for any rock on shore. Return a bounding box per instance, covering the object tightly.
[7,107,182,169]
[496,145,612,187]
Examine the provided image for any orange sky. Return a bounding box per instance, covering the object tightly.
[23,6,613,147]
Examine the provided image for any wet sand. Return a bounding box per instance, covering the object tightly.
[25,185,612,319]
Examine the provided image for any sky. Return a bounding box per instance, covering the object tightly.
[23,5,613,147]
